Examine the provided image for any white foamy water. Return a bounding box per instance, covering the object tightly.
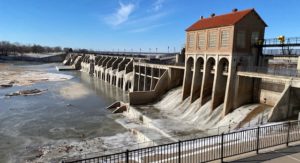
[139,86,272,133]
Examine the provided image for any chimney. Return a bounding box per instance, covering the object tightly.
[210,13,215,17]
[200,16,204,20]
[232,8,238,12]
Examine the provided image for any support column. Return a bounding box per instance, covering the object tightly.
[212,57,229,110]
[150,67,154,90]
[133,64,139,91]
[200,56,215,105]
[138,65,141,91]
[143,66,147,91]
[182,56,194,101]
[191,57,204,103]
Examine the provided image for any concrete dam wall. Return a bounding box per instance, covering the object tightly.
[63,53,184,99]
[62,52,300,125]
[129,63,184,105]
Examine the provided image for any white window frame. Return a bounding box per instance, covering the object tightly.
[221,30,230,47]
[188,33,195,49]
[208,31,217,48]
[198,32,206,49]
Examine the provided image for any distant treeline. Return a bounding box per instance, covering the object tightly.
[0,41,92,55]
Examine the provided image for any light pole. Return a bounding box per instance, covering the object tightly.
[168,46,170,53]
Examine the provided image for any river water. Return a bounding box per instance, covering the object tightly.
[0,62,129,162]
[0,61,273,162]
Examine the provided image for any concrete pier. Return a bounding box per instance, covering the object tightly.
[80,54,135,91]
[130,62,184,105]
[64,52,182,95]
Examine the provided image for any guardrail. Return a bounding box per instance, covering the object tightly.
[63,120,300,163]
[262,49,300,55]
[70,51,180,57]
[238,66,300,78]
[61,108,268,161]
[257,37,300,46]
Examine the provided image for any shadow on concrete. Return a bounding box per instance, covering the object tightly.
[228,145,300,163]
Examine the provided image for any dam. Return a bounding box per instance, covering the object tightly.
[4,8,298,162]
[57,8,300,162]
[62,8,300,126]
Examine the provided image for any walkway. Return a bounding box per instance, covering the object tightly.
[221,143,300,163]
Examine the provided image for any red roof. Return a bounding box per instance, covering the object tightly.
[186,9,265,31]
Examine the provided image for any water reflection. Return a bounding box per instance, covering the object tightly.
[77,71,129,103]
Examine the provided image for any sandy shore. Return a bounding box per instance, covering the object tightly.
[0,64,72,88]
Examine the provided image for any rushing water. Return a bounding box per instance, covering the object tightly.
[132,86,272,140]
[0,62,128,162]
[0,61,273,162]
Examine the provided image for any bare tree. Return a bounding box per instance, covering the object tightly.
[0,41,66,56]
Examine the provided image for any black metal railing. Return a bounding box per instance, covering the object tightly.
[238,66,300,78]
[262,48,300,55]
[63,120,300,163]
[257,37,300,47]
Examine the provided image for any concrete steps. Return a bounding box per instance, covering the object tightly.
[107,101,128,113]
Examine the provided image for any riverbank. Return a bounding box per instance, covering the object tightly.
[0,62,72,88]
[0,53,67,62]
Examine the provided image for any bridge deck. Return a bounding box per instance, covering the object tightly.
[237,71,300,88]
[237,71,293,81]
[134,62,185,69]
[259,43,300,47]
[257,37,300,48]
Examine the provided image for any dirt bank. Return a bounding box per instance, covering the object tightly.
[5,89,47,97]
[0,64,72,88]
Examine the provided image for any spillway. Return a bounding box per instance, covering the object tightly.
[126,86,272,140]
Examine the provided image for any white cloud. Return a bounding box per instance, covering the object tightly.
[102,0,170,33]
[105,2,135,26]
[153,0,165,12]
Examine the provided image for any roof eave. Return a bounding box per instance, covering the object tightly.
[186,24,234,32]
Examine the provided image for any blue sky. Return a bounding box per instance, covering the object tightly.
[0,0,299,52]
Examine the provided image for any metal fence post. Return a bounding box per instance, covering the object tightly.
[256,126,260,154]
[178,140,181,163]
[126,149,129,163]
[221,133,224,163]
[287,122,291,146]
